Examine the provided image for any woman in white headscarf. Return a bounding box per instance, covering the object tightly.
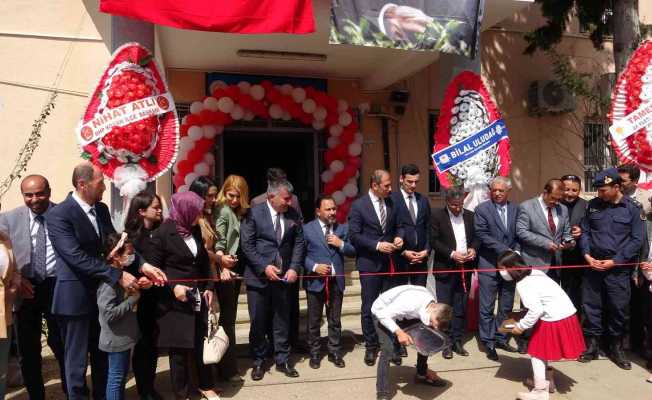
[0,232,21,399]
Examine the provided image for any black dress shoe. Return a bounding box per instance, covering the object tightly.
[328,353,345,368]
[486,347,499,361]
[495,342,518,353]
[309,356,321,369]
[399,345,408,357]
[251,365,265,381]
[442,348,453,359]
[276,362,300,378]
[415,373,447,387]
[452,341,469,356]
[364,349,378,366]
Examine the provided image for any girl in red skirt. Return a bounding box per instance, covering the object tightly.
[497,251,585,400]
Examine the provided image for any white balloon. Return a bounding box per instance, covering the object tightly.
[269,104,283,119]
[217,97,235,113]
[302,99,317,114]
[203,153,215,165]
[337,99,349,113]
[177,184,189,193]
[281,111,291,121]
[231,105,244,120]
[203,96,219,111]
[327,136,340,149]
[339,112,353,126]
[237,81,251,94]
[313,106,327,121]
[321,170,334,183]
[172,163,179,174]
[332,191,346,205]
[291,87,306,103]
[203,125,217,139]
[189,101,204,115]
[181,116,188,125]
[179,136,193,151]
[329,124,343,137]
[250,85,265,101]
[244,110,255,121]
[348,142,362,156]
[312,120,325,130]
[178,147,189,161]
[188,126,204,141]
[348,177,357,185]
[280,84,293,95]
[330,160,344,173]
[184,172,199,186]
[209,80,227,93]
[194,162,210,176]
[343,183,358,198]
[355,132,364,144]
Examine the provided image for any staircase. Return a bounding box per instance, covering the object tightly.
[234,258,363,343]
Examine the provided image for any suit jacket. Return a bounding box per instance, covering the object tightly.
[474,200,520,269]
[251,192,303,221]
[430,208,480,277]
[516,197,572,267]
[561,198,588,266]
[303,220,356,292]
[46,194,120,316]
[240,202,305,288]
[390,191,430,253]
[348,193,403,273]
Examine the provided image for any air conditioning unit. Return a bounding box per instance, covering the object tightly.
[528,80,576,115]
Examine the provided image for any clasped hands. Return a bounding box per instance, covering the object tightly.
[264,264,298,283]
[584,254,615,271]
[378,237,404,254]
[403,249,428,264]
[451,248,476,264]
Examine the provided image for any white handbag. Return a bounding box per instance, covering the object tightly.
[203,311,229,364]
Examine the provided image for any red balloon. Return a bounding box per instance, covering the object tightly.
[325,113,338,126]
[199,109,214,125]
[348,157,362,169]
[260,80,274,90]
[324,149,337,165]
[225,86,240,100]
[185,114,200,126]
[340,127,356,145]
[177,160,192,176]
[343,164,357,179]
[180,124,189,137]
[331,171,347,188]
[212,88,226,99]
[239,94,255,110]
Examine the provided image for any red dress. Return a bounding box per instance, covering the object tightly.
[527,314,586,361]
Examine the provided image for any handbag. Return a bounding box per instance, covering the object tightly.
[203,310,229,364]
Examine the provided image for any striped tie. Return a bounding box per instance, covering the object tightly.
[378,198,386,232]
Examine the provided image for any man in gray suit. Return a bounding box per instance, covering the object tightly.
[0,175,66,400]
[516,179,574,282]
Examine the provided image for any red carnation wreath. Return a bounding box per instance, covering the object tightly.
[77,42,179,197]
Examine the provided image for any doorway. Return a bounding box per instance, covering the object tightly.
[221,129,318,217]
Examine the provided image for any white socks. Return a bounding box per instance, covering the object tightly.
[531,356,547,389]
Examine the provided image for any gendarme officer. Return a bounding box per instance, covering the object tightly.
[578,168,644,370]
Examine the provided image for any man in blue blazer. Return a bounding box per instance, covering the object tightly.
[391,164,431,288]
[474,176,520,361]
[46,163,137,400]
[304,195,356,369]
[240,180,305,381]
[349,169,404,366]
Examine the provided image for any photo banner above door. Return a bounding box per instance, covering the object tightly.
[329,0,484,58]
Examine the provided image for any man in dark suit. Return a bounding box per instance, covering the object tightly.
[474,176,520,360]
[0,175,66,400]
[304,195,356,369]
[430,187,479,359]
[241,179,305,381]
[46,162,137,400]
[348,169,404,366]
[560,174,588,313]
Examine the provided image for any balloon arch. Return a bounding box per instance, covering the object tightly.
[173,80,364,222]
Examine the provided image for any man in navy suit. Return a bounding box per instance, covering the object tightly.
[304,195,356,369]
[46,162,137,400]
[241,179,305,381]
[349,169,404,366]
[474,176,520,361]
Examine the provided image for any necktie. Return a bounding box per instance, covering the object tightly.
[499,206,508,229]
[378,198,386,232]
[274,213,283,244]
[32,215,47,283]
[324,224,331,239]
[407,195,417,224]
[547,207,557,236]
[88,207,100,237]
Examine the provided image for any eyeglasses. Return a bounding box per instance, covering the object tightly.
[561,175,581,183]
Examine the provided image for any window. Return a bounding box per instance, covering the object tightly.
[579,2,613,36]
[428,111,442,194]
[583,119,616,192]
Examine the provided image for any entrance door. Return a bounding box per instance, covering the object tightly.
[222,129,316,217]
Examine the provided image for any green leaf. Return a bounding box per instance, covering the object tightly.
[98,155,109,165]
[139,55,154,67]
[80,151,92,160]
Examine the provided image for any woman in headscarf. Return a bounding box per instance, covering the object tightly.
[145,192,219,400]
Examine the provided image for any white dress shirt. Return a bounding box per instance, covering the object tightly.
[183,235,198,257]
[515,269,576,330]
[266,200,285,238]
[372,285,436,333]
[72,192,99,235]
[400,188,418,219]
[538,195,559,229]
[368,190,386,228]
[312,219,341,275]
[29,209,57,277]
[447,208,467,258]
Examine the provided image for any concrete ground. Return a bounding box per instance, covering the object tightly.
[6,330,652,400]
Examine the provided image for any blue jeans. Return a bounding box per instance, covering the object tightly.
[106,350,131,400]
[0,330,12,400]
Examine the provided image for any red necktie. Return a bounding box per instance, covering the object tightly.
[547,207,556,236]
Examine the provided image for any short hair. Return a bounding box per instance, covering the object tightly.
[72,162,95,189]
[267,179,294,196]
[189,176,217,199]
[369,169,389,186]
[315,195,335,209]
[561,174,582,184]
[428,302,452,330]
[489,176,512,189]
[266,168,287,184]
[21,175,50,193]
[103,232,132,260]
[445,187,465,201]
[543,179,564,193]
[617,164,640,182]
[497,250,532,282]
[400,164,420,177]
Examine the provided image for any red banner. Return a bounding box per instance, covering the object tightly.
[100,0,315,34]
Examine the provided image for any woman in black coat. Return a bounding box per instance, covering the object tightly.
[145,191,218,400]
